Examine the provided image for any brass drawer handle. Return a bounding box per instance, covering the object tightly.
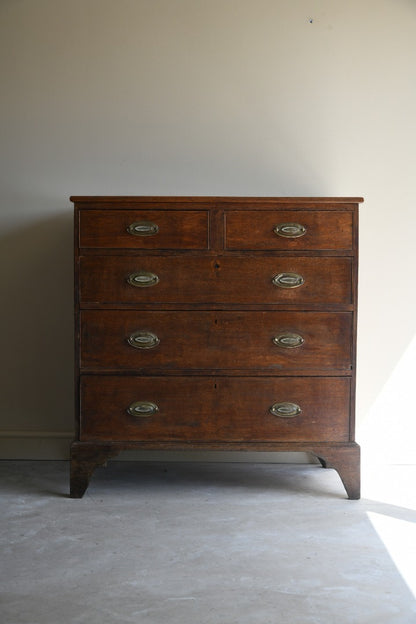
[273,332,304,348]
[127,271,159,287]
[270,402,301,418]
[272,272,304,289]
[127,401,159,417]
[127,331,160,349]
[273,223,306,238]
[127,221,159,237]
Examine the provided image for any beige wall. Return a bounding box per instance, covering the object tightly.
[1,0,415,462]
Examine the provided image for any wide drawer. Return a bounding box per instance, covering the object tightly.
[225,210,353,250]
[79,256,352,306]
[79,209,209,249]
[80,310,352,372]
[80,376,350,442]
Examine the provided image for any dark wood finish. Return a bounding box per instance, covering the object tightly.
[80,310,352,372]
[79,256,352,306]
[70,442,120,498]
[71,196,363,206]
[79,209,210,249]
[72,196,362,498]
[80,375,350,442]
[70,440,360,499]
[314,443,361,499]
[224,210,353,251]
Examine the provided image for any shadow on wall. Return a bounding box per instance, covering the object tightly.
[0,211,74,434]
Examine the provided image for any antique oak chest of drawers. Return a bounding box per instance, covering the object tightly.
[71,196,362,498]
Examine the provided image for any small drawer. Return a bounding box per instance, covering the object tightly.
[79,209,209,249]
[80,310,352,372]
[225,210,353,250]
[79,256,352,306]
[80,376,350,442]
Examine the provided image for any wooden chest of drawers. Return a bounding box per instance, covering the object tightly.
[71,196,362,498]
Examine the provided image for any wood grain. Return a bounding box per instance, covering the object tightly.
[79,256,352,306]
[80,376,350,443]
[79,209,209,249]
[225,210,353,251]
[72,196,361,498]
[80,310,352,372]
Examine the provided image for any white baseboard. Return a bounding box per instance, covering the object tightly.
[119,450,314,463]
[0,431,313,463]
[0,431,74,460]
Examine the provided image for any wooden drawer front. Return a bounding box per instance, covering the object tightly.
[80,376,350,442]
[80,310,352,372]
[225,210,353,250]
[79,256,352,305]
[79,209,209,249]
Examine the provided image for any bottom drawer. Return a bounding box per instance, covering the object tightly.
[80,376,351,443]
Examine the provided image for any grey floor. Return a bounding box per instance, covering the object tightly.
[1,460,416,624]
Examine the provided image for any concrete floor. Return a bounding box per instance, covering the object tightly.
[1,460,416,624]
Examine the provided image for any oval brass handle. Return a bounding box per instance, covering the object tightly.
[273,223,306,238]
[127,221,159,237]
[273,332,304,348]
[127,401,159,417]
[272,272,304,288]
[127,271,159,287]
[127,331,160,349]
[270,402,302,418]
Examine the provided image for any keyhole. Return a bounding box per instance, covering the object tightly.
[214,261,220,269]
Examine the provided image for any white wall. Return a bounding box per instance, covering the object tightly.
[1,0,415,462]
